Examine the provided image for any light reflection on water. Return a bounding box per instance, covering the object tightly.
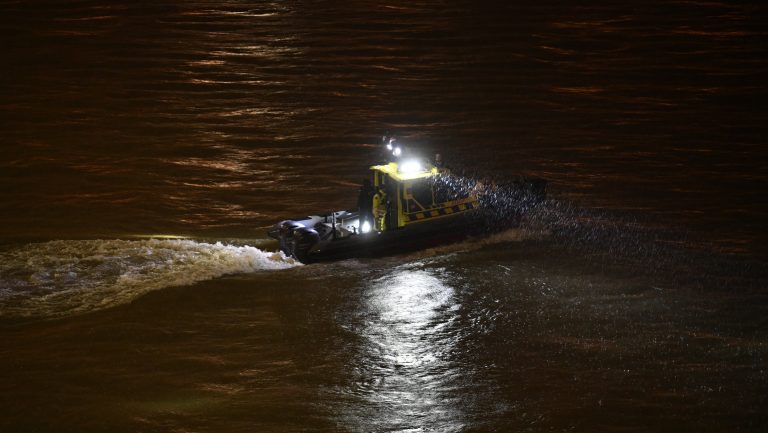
[342,266,466,431]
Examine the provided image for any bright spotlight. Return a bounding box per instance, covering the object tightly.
[399,159,422,174]
[393,146,402,157]
[361,220,372,233]
[386,137,395,151]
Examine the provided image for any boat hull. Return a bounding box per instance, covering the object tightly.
[269,208,500,263]
[267,175,546,263]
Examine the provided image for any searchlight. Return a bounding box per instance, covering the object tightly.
[399,159,423,174]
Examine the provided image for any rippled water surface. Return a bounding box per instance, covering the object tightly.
[1,1,767,432]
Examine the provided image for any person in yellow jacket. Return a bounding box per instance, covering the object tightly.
[372,186,388,232]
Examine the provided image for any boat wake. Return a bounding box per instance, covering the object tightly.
[0,239,299,318]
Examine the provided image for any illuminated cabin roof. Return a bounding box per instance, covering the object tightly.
[370,161,439,182]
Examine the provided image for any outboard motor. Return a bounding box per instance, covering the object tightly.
[291,227,320,263]
[276,220,303,256]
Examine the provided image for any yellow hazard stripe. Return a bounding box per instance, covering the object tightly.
[405,200,479,222]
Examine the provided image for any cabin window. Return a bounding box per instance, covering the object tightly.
[410,180,434,208]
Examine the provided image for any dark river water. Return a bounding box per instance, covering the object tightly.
[1,1,767,432]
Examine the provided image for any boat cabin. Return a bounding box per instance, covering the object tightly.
[369,161,479,231]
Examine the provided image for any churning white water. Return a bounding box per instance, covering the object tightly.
[0,239,299,317]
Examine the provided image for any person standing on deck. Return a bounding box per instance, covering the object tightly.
[372,186,388,232]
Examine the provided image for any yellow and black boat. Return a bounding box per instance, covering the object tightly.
[268,147,545,263]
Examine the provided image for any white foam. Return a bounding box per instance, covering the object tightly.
[0,239,300,318]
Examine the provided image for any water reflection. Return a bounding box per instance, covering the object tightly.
[343,267,466,431]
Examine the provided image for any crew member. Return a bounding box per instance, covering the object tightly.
[373,186,388,231]
[433,153,444,168]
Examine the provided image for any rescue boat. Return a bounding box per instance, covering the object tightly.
[268,144,545,263]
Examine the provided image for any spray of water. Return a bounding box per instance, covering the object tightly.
[431,170,765,289]
[0,239,299,318]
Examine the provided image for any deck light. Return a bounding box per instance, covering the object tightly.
[399,159,422,174]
